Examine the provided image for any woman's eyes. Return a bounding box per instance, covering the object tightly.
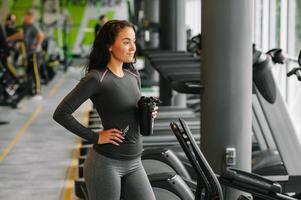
[123,41,136,45]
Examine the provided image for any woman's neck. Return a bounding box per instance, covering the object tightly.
[107,59,124,77]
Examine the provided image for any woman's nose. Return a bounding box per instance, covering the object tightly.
[129,43,136,52]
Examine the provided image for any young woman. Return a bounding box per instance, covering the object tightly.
[53,20,157,200]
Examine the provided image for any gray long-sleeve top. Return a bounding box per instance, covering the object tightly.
[53,68,142,159]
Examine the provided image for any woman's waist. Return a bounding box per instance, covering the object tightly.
[101,115,139,131]
[93,139,143,160]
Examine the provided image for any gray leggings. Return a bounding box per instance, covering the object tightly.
[83,149,156,200]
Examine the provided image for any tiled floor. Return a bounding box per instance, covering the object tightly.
[0,66,89,200]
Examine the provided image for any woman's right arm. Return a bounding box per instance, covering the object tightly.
[53,71,100,144]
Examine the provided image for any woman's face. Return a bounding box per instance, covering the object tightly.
[109,27,136,63]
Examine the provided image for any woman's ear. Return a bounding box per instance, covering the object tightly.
[107,44,112,52]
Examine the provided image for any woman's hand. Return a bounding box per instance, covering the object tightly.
[152,106,159,119]
[98,128,124,146]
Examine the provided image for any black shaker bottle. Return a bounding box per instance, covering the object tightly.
[137,96,161,136]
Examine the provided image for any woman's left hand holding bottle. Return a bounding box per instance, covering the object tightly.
[152,106,158,119]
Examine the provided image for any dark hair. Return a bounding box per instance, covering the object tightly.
[25,10,34,17]
[99,15,106,20]
[6,13,15,21]
[86,20,137,73]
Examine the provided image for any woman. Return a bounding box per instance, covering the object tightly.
[53,20,157,200]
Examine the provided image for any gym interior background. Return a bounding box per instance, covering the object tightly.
[0,0,301,199]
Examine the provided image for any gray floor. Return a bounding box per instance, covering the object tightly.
[0,66,89,200]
